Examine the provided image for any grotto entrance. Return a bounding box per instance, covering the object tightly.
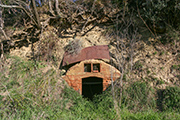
[82,77,103,100]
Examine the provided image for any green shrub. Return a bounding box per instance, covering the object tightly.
[1,56,180,119]
[162,86,180,112]
[62,87,117,120]
[133,61,143,71]
[121,81,156,111]
[157,80,165,85]
[0,56,65,119]
[153,51,157,55]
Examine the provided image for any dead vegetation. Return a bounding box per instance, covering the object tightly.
[0,0,179,86]
[0,0,122,63]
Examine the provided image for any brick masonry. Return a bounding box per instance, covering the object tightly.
[62,59,121,94]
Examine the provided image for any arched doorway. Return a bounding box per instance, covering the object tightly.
[82,77,103,100]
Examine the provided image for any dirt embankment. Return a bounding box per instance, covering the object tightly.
[4,21,180,88]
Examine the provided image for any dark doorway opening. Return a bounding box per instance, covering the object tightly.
[82,77,103,100]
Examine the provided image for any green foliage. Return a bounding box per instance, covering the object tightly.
[160,27,180,44]
[147,69,151,74]
[161,86,180,112]
[171,64,180,70]
[1,56,180,119]
[121,81,156,111]
[130,0,180,28]
[133,61,143,71]
[160,51,165,56]
[160,67,164,70]
[0,56,64,119]
[153,51,157,55]
[157,80,165,85]
[61,88,117,119]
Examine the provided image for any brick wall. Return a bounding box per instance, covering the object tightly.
[62,59,120,94]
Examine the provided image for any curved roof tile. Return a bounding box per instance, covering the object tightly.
[62,45,110,66]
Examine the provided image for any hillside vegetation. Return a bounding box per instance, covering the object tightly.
[0,0,180,119]
[0,56,180,119]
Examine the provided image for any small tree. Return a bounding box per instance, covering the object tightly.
[108,10,141,115]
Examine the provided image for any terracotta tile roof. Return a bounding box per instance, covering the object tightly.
[62,45,110,66]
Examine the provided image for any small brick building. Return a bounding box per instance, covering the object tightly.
[62,45,120,99]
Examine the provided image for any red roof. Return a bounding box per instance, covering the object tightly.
[62,45,110,66]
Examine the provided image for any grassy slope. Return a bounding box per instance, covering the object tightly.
[0,55,180,120]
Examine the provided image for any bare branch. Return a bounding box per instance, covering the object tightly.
[31,0,41,29]
[48,0,55,16]
[0,4,21,8]
[137,5,156,38]
[0,0,10,59]
[55,0,61,16]
[0,28,9,39]
[0,2,39,28]
[21,5,39,27]
[81,0,97,32]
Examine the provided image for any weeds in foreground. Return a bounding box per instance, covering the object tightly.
[0,56,180,119]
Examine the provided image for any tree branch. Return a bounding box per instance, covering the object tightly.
[31,0,41,29]
[0,4,21,8]
[81,0,97,32]
[0,0,10,59]
[48,0,55,16]
[55,0,61,16]
[137,6,156,38]
[0,2,39,28]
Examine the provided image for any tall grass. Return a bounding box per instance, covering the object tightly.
[0,55,180,119]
